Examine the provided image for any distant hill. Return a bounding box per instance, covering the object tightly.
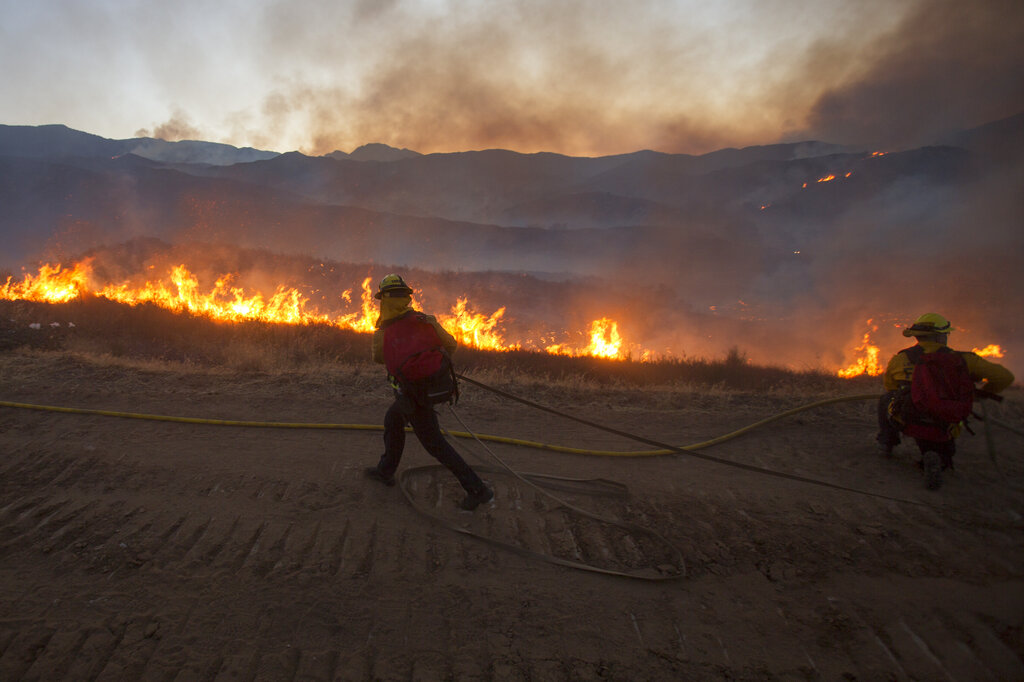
[127,139,279,166]
[0,124,279,166]
[0,124,136,159]
[327,143,422,162]
[2,120,1005,231]
[939,111,1024,164]
[1,114,1021,370]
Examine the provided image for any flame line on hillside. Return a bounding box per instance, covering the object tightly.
[2,260,626,360]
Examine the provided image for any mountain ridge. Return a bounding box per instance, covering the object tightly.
[1,114,1021,370]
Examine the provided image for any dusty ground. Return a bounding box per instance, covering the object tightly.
[1,349,1022,681]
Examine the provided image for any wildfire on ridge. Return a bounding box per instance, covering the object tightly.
[2,261,624,360]
[792,152,881,193]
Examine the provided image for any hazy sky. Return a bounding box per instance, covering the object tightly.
[1,0,1021,156]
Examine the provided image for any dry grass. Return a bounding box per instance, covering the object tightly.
[1,298,875,401]
[3,299,1019,435]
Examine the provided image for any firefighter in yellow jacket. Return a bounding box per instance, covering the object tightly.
[364,274,494,511]
[876,313,1014,489]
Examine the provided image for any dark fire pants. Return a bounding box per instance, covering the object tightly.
[876,391,902,448]
[876,391,956,464]
[376,397,485,494]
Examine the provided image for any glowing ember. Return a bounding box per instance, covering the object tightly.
[871,151,886,157]
[972,344,1005,359]
[802,171,854,189]
[837,320,884,378]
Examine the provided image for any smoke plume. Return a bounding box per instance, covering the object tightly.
[802,0,1024,150]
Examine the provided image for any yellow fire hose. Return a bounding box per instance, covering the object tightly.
[3,387,1020,581]
[0,391,1019,459]
[0,392,881,582]
[0,394,878,456]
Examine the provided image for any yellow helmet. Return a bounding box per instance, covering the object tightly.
[374,273,413,299]
[902,312,952,337]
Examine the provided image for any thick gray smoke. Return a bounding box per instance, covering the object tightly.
[801,0,1024,150]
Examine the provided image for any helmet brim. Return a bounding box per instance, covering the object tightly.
[903,326,951,337]
[374,288,413,300]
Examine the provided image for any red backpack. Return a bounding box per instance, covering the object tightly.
[901,346,975,440]
[382,312,458,405]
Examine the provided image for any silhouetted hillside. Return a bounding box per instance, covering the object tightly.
[0,124,278,166]
[327,143,422,162]
[0,124,135,159]
[128,139,279,165]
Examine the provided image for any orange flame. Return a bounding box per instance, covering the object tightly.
[1,262,91,303]
[817,174,836,183]
[972,344,1005,359]
[586,317,624,358]
[1,261,637,360]
[335,277,377,333]
[546,317,624,359]
[438,298,519,351]
[96,265,339,326]
[837,320,884,378]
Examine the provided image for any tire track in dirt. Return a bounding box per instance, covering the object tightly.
[401,467,683,577]
[2,355,1023,679]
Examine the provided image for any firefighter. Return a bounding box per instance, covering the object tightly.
[876,313,1014,489]
[364,274,494,510]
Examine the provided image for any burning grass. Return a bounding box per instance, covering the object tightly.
[1,256,645,360]
[6,245,1012,380]
[0,298,867,396]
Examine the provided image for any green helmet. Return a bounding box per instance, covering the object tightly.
[374,273,413,299]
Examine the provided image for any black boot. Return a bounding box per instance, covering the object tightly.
[459,484,494,511]
[923,452,942,490]
[365,466,396,487]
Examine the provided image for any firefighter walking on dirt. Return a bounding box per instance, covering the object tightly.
[364,274,494,511]
[876,313,1014,489]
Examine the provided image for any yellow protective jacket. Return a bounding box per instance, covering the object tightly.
[371,295,457,365]
[882,339,1015,393]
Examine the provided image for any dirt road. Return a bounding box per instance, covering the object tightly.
[1,351,1022,680]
